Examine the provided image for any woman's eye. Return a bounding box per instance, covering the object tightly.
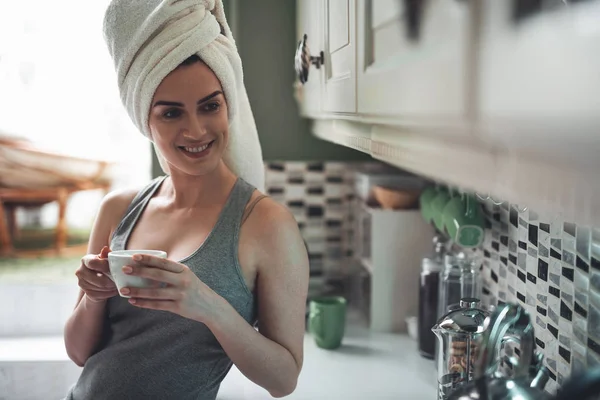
[202,102,220,113]
[163,109,182,119]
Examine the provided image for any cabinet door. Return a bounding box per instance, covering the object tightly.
[477,0,600,154]
[356,0,471,126]
[296,0,325,118]
[323,0,357,114]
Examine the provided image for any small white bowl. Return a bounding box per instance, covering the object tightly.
[406,316,418,341]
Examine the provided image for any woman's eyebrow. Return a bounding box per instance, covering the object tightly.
[153,90,223,107]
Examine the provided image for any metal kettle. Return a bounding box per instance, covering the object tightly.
[448,303,600,400]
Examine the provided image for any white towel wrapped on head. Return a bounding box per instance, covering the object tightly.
[102,0,265,191]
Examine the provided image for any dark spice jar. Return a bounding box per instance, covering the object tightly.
[418,258,442,359]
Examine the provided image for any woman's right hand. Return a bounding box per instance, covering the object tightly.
[75,246,118,303]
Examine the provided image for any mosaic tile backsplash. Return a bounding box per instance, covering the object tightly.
[477,200,600,394]
[264,160,600,394]
[264,161,355,278]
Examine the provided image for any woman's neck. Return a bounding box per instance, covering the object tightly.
[163,161,238,209]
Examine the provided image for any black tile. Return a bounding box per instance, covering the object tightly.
[519,241,527,251]
[485,219,492,229]
[559,346,571,363]
[517,292,526,303]
[540,223,550,233]
[306,186,324,195]
[492,213,500,222]
[518,270,526,283]
[560,301,573,321]
[510,208,518,227]
[267,162,285,171]
[268,187,284,195]
[536,337,546,349]
[536,306,547,316]
[564,222,576,237]
[576,256,590,273]
[297,222,305,230]
[491,270,499,283]
[326,176,343,183]
[574,302,588,318]
[492,241,500,252]
[500,236,509,247]
[306,162,324,171]
[484,250,491,258]
[498,300,506,306]
[548,370,557,381]
[288,176,305,184]
[482,287,491,295]
[529,225,539,246]
[527,273,537,284]
[538,259,548,281]
[509,254,517,265]
[562,267,574,282]
[548,324,559,338]
[549,286,560,298]
[592,257,600,271]
[287,200,304,208]
[308,253,324,260]
[514,347,521,357]
[589,338,600,356]
[550,248,562,260]
[500,256,508,266]
[325,219,342,227]
[307,205,324,217]
[326,236,342,243]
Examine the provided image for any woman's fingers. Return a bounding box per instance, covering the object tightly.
[121,286,180,301]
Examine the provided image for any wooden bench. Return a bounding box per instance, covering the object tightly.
[0,183,110,256]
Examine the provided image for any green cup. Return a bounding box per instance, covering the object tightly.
[309,296,347,350]
[442,194,485,248]
[430,188,452,233]
[419,186,438,224]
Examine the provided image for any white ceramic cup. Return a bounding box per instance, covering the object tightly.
[107,250,167,298]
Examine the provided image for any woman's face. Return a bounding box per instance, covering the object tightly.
[148,61,229,176]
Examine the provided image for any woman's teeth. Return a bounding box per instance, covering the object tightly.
[183,142,212,153]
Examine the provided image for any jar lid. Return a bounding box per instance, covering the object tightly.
[422,258,443,273]
[434,297,489,335]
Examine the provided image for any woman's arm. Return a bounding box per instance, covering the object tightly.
[63,189,137,366]
[206,201,309,397]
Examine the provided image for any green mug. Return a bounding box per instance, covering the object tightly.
[419,186,438,224]
[309,296,347,350]
[442,194,485,248]
[430,188,452,233]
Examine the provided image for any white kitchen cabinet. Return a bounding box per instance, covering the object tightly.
[477,0,600,156]
[356,0,472,128]
[295,0,325,118]
[323,0,357,114]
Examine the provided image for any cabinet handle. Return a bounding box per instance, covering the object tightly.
[295,34,325,85]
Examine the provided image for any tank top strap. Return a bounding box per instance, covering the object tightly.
[110,176,167,251]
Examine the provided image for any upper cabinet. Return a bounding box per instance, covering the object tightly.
[356,0,472,128]
[476,1,600,152]
[295,0,325,118]
[323,0,357,114]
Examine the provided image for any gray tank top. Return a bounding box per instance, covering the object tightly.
[67,176,258,400]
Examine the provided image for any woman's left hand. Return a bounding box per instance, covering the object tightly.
[120,254,221,323]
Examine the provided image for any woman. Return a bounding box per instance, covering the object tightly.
[63,1,309,399]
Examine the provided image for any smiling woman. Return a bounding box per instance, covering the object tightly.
[61,1,308,400]
[149,57,229,175]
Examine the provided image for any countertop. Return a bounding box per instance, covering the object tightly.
[218,311,437,399]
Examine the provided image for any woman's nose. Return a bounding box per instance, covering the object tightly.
[182,117,208,140]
